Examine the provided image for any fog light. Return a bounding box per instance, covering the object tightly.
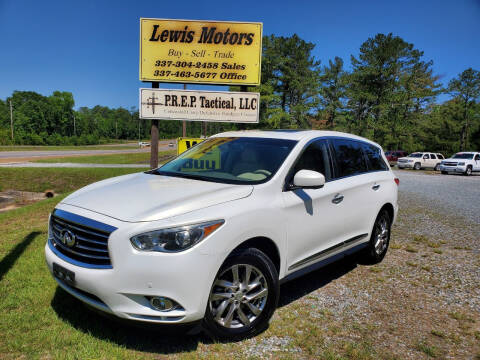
[150,296,175,311]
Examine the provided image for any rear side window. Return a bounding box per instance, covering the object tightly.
[292,140,331,180]
[331,139,368,178]
[362,143,388,171]
[438,154,444,159]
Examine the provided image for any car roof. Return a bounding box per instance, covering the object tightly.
[210,130,380,146]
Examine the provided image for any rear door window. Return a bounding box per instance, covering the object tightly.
[430,154,437,159]
[362,143,389,171]
[331,139,368,178]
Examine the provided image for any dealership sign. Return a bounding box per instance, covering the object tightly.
[140,18,262,85]
[140,88,259,123]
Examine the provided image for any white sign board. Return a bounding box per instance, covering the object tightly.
[139,88,259,123]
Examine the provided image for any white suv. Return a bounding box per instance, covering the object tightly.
[397,152,444,170]
[45,130,398,340]
[440,152,480,175]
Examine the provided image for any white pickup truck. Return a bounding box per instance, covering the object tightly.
[439,152,480,176]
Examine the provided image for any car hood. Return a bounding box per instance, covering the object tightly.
[60,172,253,222]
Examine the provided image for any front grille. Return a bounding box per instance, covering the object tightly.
[444,162,457,166]
[49,209,117,269]
[397,159,408,163]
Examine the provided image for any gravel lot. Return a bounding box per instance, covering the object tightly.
[395,170,480,224]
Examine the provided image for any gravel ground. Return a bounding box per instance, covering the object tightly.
[394,170,480,223]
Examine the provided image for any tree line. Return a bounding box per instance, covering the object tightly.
[1,32,479,153]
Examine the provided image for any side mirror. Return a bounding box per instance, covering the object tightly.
[291,170,325,189]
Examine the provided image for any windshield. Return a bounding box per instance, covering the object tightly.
[153,137,297,184]
[408,153,423,158]
[452,153,474,159]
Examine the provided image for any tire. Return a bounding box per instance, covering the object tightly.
[203,248,279,340]
[360,209,391,265]
[441,171,448,175]
[434,163,440,171]
[414,162,421,170]
[465,166,472,176]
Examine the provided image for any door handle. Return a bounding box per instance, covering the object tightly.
[332,194,344,204]
[372,184,380,191]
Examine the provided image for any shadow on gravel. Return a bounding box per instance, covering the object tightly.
[50,255,359,353]
[278,255,358,307]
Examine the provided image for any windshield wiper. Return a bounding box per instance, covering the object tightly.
[150,170,215,182]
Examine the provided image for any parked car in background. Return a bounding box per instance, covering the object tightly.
[439,152,480,176]
[139,141,150,147]
[385,151,408,166]
[45,130,398,340]
[397,152,444,170]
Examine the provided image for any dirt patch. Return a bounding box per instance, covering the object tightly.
[0,190,54,212]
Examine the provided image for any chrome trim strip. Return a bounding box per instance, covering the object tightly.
[288,233,368,271]
[52,209,117,234]
[48,238,113,269]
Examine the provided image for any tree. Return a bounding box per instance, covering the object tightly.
[318,57,347,128]
[448,68,480,150]
[261,34,321,128]
[347,33,441,149]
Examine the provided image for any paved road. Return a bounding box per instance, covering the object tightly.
[0,141,175,163]
[0,162,149,168]
[394,170,480,224]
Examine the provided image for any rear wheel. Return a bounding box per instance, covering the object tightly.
[203,248,279,340]
[465,166,472,176]
[414,162,421,170]
[434,163,440,171]
[360,209,391,265]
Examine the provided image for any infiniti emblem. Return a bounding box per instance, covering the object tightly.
[61,229,76,248]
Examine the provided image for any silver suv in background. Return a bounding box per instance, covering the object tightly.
[397,152,444,170]
[440,152,480,175]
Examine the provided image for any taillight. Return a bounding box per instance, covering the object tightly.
[394,178,400,185]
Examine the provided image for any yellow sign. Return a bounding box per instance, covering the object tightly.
[140,18,262,85]
[177,137,205,155]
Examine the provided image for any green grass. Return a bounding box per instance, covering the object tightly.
[0,144,136,151]
[0,168,141,193]
[33,150,175,164]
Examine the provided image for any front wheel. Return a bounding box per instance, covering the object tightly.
[414,162,421,170]
[465,166,472,176]
[203,248,279,340]
[360,209,391,265]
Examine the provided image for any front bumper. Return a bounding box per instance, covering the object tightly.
[397,162,414,169]
[45,215,222,324]
[439,165,466,173]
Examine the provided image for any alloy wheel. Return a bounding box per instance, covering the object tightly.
[209,264,268,329]
[374,216,389,255]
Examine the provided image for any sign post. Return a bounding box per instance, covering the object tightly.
[150,82,159,169]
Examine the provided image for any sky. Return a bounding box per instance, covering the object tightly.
[0,0,479,109]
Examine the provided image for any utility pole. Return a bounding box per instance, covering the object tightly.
[182,84,187,137]
[9,100,13,141]
[115,120,118,139]
[73,114,76,136]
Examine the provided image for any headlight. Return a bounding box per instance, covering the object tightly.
[407,159,414,163]
[130,220,224,252]
[458,162,465,166]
